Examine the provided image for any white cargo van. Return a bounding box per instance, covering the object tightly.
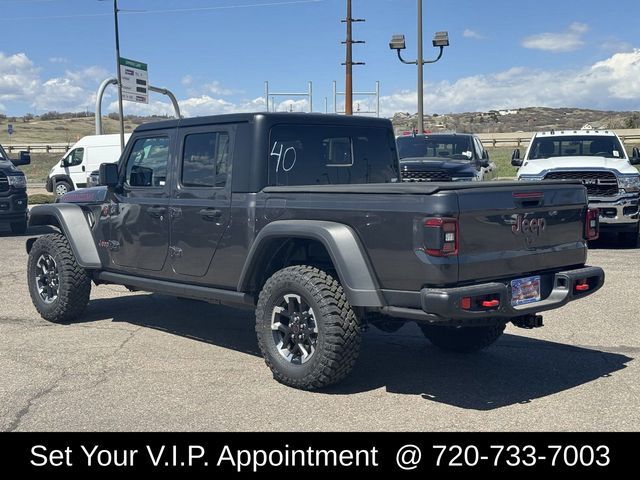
[46,134,131,197]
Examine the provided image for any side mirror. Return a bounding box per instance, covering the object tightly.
[11,151,31,166]
[480,151,490,168]
[511,149,523,167]
[99,163,119,188]
[631,147,640,166]
[61,156,71,167]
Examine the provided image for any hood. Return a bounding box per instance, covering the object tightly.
[519,156,638,176]
[400,157,476,176]
[0,159,22,173]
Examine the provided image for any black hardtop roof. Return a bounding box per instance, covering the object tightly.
[135,112,392,133]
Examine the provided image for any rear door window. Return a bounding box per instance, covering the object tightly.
[181,132,230,188]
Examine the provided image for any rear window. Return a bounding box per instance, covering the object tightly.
[397,135,474,160]
[527,135,626,159]
[268,125,398,186]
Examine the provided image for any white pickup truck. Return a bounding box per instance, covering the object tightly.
[512,130,640,246]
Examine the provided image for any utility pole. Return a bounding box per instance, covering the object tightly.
[341,0,365,116]
[416,0,424,133]
[113,0,125,151]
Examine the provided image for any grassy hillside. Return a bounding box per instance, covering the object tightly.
[0,117,138,145]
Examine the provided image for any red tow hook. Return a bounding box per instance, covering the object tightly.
[575,280,590,292]
[482,299,500,308]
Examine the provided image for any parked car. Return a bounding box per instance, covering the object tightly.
[27,113,603,389]
[0,144,30,234]
[396,132,496,182]
[46,133,131,197]
[513,129,640,246]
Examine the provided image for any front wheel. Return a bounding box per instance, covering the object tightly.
[420,323,505,353]
[255,266,361,390]
[27,233,91,323]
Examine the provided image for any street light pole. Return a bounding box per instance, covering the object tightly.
[389,1,449,134]
[416,0,424,133]
[113,0,125,151]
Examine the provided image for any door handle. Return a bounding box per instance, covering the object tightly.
[147,206,167,218]
[199,208,222,220]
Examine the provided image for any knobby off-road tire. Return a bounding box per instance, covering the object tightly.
[27,233,91,323]
[255,265,361,390]
[419,323,506,353]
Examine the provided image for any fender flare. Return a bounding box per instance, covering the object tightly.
[238,220,383,307]
[27,203,101,269]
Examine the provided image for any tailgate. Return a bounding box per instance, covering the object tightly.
[456,183,588,283]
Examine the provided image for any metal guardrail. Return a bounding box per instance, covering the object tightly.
[476,129,640,148]
[4,143,71,154]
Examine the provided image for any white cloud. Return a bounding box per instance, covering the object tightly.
[106,95,266,118]
[1,53,109,112]
[463,29,484,40]
[32,66,109,112]
[49,57,69,64]
[379,49,640,115]
[0,52,39,102]
[181,74,193,87]
[203,80,236,96]
[522,22,588,52]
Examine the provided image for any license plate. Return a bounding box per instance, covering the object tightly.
[511,275,541,306]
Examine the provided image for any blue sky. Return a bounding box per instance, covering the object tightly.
[1,0,639,117]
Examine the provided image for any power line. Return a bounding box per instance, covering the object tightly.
[2,0,326,21]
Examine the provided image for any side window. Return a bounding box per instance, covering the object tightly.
[181,132,230,188]
[473,138,484,160]
[124,137,170,188]
[64,148,84,166]
[269,125,397,186]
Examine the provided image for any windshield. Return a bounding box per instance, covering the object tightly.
[397,135,474,161]
[0,144,7,160]
[527,135,626,160]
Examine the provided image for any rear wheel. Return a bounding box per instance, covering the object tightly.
[420,323,505,353]
[10,219,27,235]
[255,265,361,390]
[27,233,91,323]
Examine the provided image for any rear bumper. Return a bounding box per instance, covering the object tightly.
[382,266,604,324]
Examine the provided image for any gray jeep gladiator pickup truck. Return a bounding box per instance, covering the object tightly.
[26,113,604,389]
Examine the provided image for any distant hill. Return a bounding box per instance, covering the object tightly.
[2,107,640,145]
[391,107,640,135]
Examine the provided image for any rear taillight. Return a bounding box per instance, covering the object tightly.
[424,217,459,256]
[585,208,599,241]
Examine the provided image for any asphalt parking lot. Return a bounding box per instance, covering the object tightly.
[0,225,638,432]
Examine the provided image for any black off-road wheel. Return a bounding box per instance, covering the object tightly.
[10,220,28,235]
[419,323,506,353]
[255,266,361,390]
[27,233,91,323]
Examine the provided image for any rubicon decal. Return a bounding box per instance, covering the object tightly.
[512,215,546,236]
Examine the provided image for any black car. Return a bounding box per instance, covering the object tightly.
[0,144,30,234]
[397,133,496,182]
